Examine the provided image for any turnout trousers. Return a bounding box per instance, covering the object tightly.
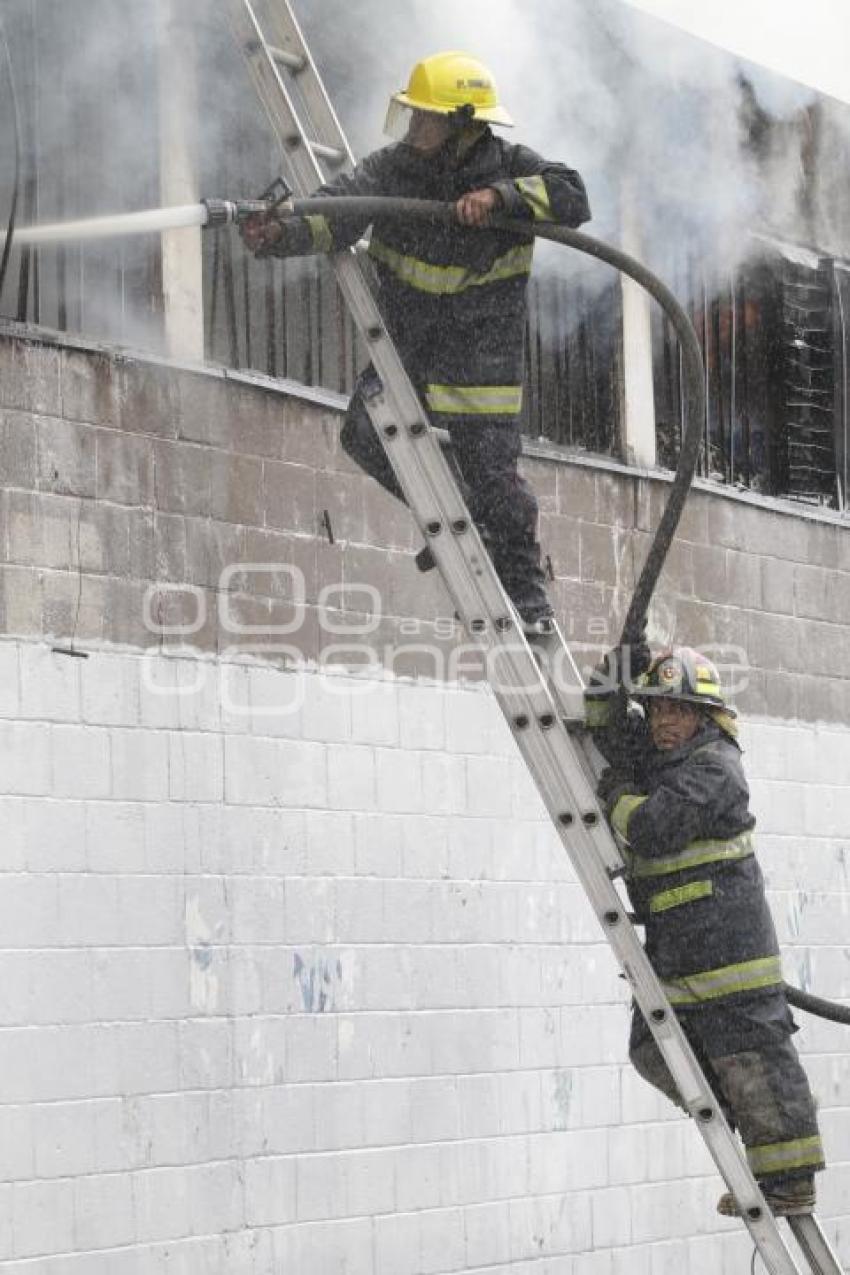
[340,352,549,617]
[630,994,825,1185]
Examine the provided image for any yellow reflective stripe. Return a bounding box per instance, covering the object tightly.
[631,830,754,879]
[306,214,334,253]
[695,679,721,696]
[649,880,713,914]
[516,175,552,221]
[611,793,647,840]
[584,698,613,729]
[368,237,533,295]
[747,1136,825,1176]
[662,955,784,1006]
[425,384,523,416]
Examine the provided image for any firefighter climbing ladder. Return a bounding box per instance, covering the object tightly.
[222,3,842,1271]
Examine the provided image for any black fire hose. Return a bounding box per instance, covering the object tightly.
[288,195,704,648]
[286,197,850,1030]
[0,10,21,305]
[785,982,850,1026]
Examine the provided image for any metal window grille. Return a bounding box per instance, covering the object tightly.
[652,248,847,510]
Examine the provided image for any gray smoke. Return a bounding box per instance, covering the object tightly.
[292,0,827,291]
[1,0,840,355]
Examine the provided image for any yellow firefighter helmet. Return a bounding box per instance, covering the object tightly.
[385,51,514,141]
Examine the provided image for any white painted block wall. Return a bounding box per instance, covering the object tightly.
[0,638,848,1274]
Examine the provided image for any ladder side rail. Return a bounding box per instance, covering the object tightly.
[788,1216,843,1275]
[251,0,357,172]
[327,252,807,1275]
[223,1,339,189]
[332,325,806,1272]
[328,299,806,1269]
[517,618,613,789]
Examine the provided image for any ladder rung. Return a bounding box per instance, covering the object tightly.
[245,35,346,165]
[245,37,306,73]
[282,134,346,166]
[268,42,306,72]
[309,140,346,164]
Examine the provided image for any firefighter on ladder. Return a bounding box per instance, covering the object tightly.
[240,50,590,630]
[587,644,825,1217]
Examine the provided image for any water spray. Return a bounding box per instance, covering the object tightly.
[4,177,293,251]
[0,8,21,302]
[10,203,209,247]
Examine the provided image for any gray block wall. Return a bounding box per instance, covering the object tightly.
[0,324,848,1273]
[1,324,848,719]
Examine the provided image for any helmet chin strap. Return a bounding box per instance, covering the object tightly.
[447,103,476,132]
[447,109,488,162]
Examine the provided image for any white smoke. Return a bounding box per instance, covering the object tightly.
[1,0,839,353]
[292,0,829,293]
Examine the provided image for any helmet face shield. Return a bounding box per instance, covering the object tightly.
[384,99,453,150]
[383,98,415,142]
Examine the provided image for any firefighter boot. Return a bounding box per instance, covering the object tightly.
[717,1175,816,1218]
[515,589,555,634]
[494,537,554,633]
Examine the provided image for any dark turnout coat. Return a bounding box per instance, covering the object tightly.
[588,696,825,1183]
[619,723,781,1006]
[594,708,783,1013]
[271,128,590,419]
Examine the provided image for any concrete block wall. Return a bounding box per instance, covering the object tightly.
[0,327,848,1271]
[1,324,849,719]
[0,639,847,1274]
[0,640,847,1273]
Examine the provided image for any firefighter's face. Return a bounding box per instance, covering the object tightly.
[406,109,452,154]
[647,698,702,751]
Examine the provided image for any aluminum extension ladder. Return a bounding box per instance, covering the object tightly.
[221,3,842,1271]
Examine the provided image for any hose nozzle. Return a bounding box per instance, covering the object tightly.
[201,177,293,231]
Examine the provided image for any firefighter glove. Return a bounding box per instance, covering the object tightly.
[597,767,641,815]
[239,212,296,258]
[588,637,650,698]
[619,619,651,684]
[586,651,618,698]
